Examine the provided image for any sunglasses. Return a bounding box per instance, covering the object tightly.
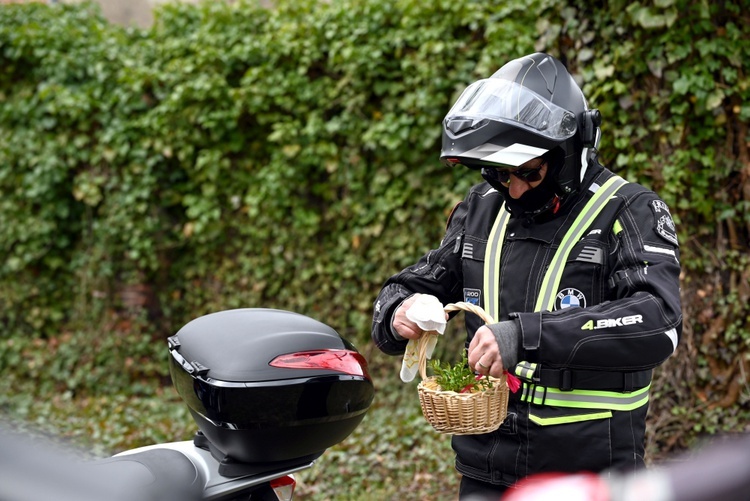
[483,161,546,185]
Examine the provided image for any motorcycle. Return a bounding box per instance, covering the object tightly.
[0,308,375,501]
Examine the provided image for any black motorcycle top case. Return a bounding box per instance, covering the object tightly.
[168,308,374,464]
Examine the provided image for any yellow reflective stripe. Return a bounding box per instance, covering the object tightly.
[529,410,612,426]
[613,219,623,235]
[514,361,537,380]
[483,203,510,321]
[535,176,628,312]
[521,383,651,411]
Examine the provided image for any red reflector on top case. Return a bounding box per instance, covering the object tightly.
[270,350,370,379]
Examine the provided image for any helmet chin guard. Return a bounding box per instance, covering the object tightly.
[441,53,600,198]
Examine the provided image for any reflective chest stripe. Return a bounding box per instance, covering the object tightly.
[483,205,511,322]
[483,175,648,410]
[483,175,627,317]
[535,176,628,312]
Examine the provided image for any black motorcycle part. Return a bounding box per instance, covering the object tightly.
[193,431,322,478]
[85,448,203,501]
[169,308,374,464]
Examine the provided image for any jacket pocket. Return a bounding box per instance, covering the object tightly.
[526,405,613,474]
[452,412,519,482]
[559,240,608,308]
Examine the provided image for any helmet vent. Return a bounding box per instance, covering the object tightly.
[446,118,474,134]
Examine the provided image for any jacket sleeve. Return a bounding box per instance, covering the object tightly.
[371,199,468,356]
[515,190,682,371]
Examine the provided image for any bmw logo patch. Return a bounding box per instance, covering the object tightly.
[555,288,587,310]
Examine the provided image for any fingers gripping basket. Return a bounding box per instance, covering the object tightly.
[417,302,509,435]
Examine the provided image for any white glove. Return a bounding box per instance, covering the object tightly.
[400,294,447,383]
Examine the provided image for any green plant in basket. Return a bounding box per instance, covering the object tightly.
[429,352,494,393]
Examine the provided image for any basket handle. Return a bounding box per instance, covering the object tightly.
[417,302,495,381]
[444,301,495,323]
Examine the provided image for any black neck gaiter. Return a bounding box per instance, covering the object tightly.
[482,167,562,220]
[502,172,561,217]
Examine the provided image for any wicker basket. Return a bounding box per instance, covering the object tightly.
[417,302,509,435]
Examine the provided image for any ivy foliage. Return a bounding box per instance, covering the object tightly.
[539,0,750,452]
[0,0,540,341]
[0,0,748,475]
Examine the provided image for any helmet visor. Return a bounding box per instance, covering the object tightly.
[446,78,578,140]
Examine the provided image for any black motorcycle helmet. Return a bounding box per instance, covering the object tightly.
[440,52,602,201]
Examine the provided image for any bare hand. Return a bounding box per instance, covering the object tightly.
[467,325,505,377]
[392,294,449,340]
[392,294,425,340]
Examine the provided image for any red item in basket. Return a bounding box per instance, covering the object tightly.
[505,372,521,393]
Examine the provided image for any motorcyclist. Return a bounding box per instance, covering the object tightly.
[371,52,683,499]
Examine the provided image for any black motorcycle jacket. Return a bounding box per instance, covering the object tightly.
[371,161,682,486]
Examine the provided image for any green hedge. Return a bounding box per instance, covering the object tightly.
[0,0,541,337]
[1,0,748,464]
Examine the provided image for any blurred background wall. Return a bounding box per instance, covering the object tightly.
[1,0,273,28]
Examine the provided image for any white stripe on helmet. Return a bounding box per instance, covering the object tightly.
[481,143,548,167]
